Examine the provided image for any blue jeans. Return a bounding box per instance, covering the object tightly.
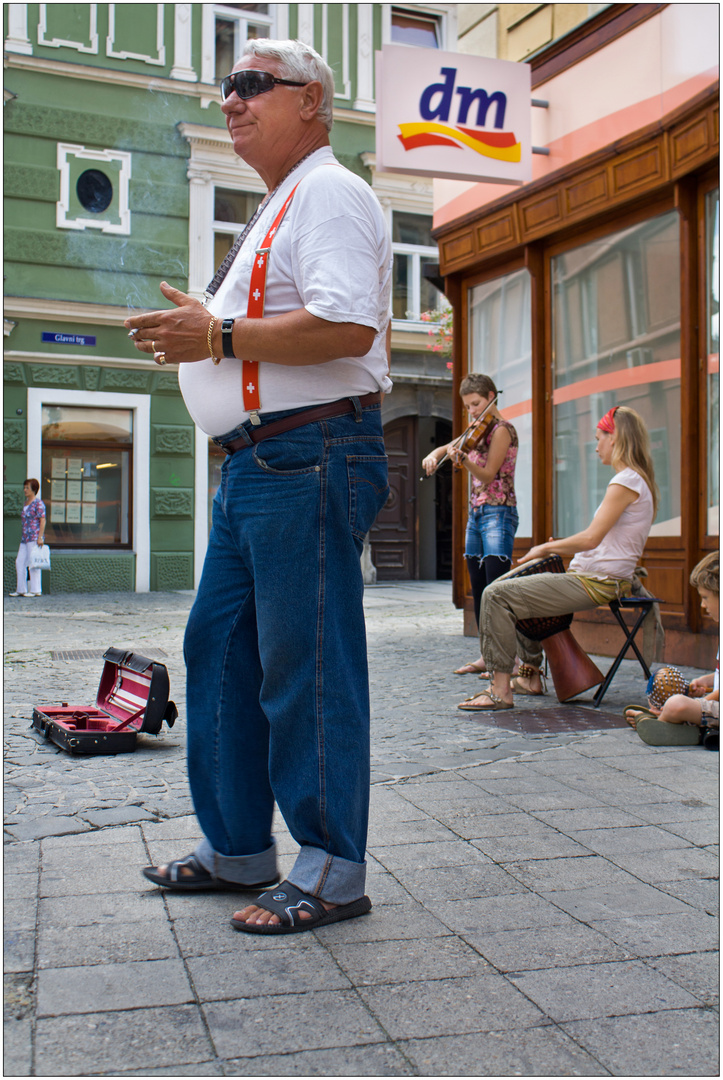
[184,402,388,904]
[464,504,519,563]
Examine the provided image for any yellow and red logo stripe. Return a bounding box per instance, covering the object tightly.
[398,123,521,162]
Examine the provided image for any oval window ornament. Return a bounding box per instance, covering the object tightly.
[76,169,113,214]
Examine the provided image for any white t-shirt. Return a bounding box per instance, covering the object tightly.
[179,147,393,437]
[569,467,654,581]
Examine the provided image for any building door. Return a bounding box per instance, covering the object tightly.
[370,416,417,579]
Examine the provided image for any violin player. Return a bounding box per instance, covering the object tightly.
[422,374,519,677]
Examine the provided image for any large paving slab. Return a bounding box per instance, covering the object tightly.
[4,585,719,1076]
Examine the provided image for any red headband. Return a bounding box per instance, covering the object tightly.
[597,407,617,434]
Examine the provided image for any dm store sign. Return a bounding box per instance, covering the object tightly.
[376,45,531,185]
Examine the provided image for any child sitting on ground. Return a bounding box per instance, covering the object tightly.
[627,551,719,746]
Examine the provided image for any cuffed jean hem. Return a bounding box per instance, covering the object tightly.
[288,845,367,905]
[193,837,278,885]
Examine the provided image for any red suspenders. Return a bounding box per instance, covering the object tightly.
[242,184,300,418]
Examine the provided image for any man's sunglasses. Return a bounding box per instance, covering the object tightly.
[220,70,308,102]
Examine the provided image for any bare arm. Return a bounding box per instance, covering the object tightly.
[519,481,639,564]
[422,444,456,475]
[37,515,46,547]
[125,282,375,367]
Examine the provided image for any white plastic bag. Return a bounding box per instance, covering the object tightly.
[29,544,51,571]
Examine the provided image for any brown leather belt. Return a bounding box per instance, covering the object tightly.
[219,391,382,454]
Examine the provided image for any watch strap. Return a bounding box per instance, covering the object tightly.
[221,318,236,359]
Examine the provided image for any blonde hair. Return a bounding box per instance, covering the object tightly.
[610,407,659,516]
[690,551,719,595]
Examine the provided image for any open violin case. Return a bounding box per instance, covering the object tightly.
[32,647,177,755]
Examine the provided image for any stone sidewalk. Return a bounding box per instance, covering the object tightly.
[4,584,719,1076]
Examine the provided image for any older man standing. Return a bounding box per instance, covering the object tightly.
[126,40,392,934]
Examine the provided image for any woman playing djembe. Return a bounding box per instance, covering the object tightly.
[459,406,658,711]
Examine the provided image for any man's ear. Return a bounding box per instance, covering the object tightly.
[299,79,324,120]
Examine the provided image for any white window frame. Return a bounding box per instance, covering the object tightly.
[392,232,442,323]
[362,152,441,332]
[180,123,266,299]
[26,388,151,592]
[211,187,263,271]
[201,3,277,86]
[57,142,132,235]
[381,3,457,50]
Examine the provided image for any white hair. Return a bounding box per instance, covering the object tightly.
[242,38,335,132]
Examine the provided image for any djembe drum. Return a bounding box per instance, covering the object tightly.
[499,555,604,703]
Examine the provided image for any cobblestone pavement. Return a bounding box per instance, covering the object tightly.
[4,585,719,1076]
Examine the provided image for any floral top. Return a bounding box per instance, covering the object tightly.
[21,497,46,543]
[468,419,518,508]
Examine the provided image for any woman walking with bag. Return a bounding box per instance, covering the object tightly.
[11,479,47,597]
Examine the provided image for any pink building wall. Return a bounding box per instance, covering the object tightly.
[433,3,719,229]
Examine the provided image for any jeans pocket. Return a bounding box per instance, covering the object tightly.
[252,433,324,475]
[347,454,389,540]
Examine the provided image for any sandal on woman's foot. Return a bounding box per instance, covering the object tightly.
[142,854,278,892]
[454,660,487,675]
[458,690,514,712]
[510,663,546,696]
[231,880,372,935]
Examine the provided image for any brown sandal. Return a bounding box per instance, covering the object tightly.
[454,660,487,675]
[510,663,546,696]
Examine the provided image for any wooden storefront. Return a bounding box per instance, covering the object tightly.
[434,85,719,667]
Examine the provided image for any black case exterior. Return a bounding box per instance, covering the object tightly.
[32,648,177,755]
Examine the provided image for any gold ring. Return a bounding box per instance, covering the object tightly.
[155,353,167,366]
[152,340,156,352]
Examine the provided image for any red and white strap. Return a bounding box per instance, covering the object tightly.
[243,184,300,415]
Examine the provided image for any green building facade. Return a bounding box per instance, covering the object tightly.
[4,3,456,592]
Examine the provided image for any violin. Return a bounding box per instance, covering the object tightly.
[421,393,500,479]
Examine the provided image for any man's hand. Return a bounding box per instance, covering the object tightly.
[124,282,212,365]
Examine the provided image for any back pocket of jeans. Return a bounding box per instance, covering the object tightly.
[347,454,389,540]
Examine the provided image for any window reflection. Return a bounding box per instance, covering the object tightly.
[706,189,719,536]
[468,268,532,536]
[41,406,133,547]
[551,212,681,536]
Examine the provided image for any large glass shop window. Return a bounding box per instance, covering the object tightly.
[551,211,681,537]
[468,268,532,537]
[706,189,719,536]
[41,406,133,547]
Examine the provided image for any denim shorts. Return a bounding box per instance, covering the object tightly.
[464,504,519,562]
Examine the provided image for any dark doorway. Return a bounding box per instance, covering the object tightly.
[371,416,417,579]
[434,419,453,579]
[370,415,453,581]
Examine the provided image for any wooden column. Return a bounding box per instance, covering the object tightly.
[524,243,548,545]
[675,177,701,631]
